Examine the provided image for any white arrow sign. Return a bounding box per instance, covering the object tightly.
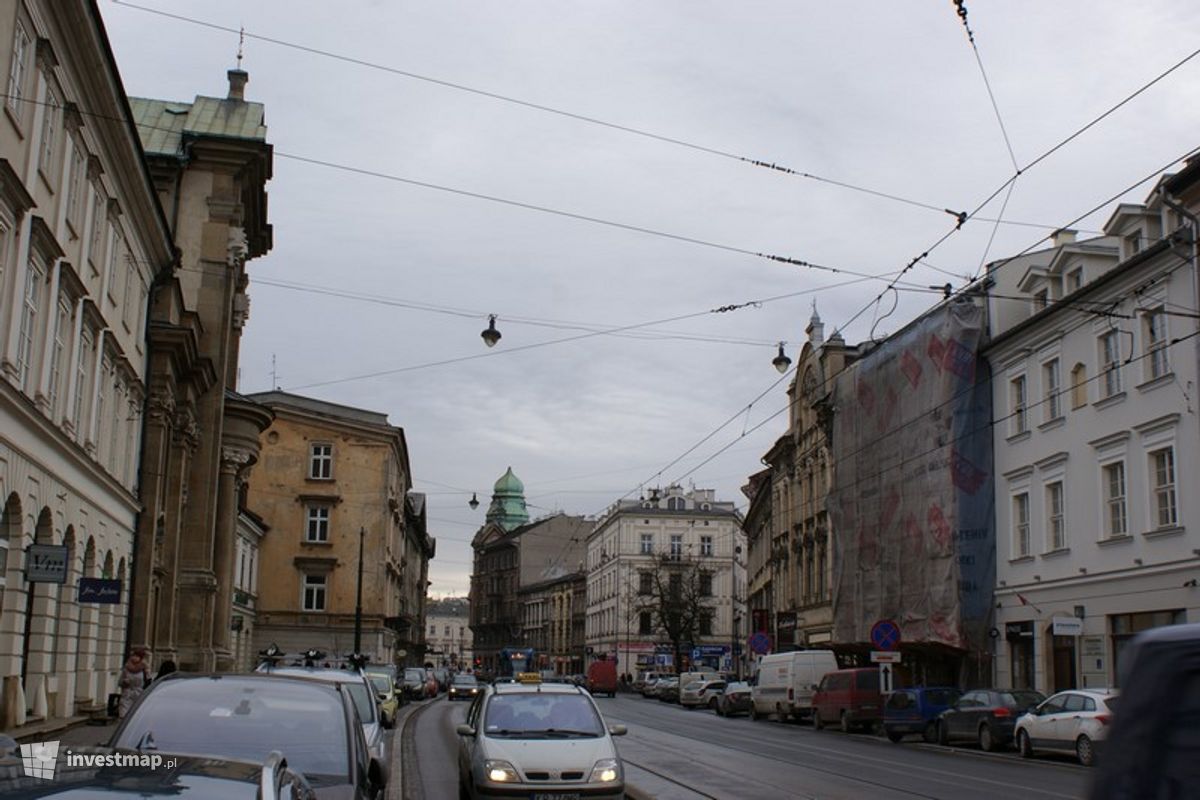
[879,663,894,693]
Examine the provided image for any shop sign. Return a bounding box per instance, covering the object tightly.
[1051,616,1083,636]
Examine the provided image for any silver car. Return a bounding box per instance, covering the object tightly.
[456,681,627,800]
[257,664,387,765]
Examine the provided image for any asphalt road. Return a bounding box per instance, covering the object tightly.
[397,695,466,800]
[602,693,1093,800]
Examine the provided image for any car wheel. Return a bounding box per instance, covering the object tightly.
[813,712,824,731]
[840,711,851,734]
[1017,729,1033,758]
[1076,735,1095,767]
[978,723,996,752]
[709,698,719,711]
[922,722,938,744]
[750,704,761,721]
[937,721,949,746]
[886,729,903,743]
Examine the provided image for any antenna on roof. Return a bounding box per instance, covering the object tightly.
[236,26,245,69]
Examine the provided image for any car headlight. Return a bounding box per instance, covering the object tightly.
[589,758,621,783]
[485,760,519,783]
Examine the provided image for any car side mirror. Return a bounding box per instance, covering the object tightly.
[368,757,388,790]
[608,724,627,737]
[456,724,476,737]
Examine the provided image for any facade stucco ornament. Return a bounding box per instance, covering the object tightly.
[220,447,253,475]
[146,391,176,424]
[173,410,201,451]
[227,226,248,267]
[231,293,250,331]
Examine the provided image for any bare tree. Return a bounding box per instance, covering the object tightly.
[624,554,716,673]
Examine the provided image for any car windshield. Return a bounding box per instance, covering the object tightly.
[1102,696,1119,711]
[452,675,477,686]
[1003,691,1045,708]
[484,693,603,738]
[726,682,749,693]
[113,678,349,783]
[368,674,391,694]
[404,668,425,682]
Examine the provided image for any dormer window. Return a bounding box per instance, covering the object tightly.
[1068,268,1083,292]
[1033,289,1049,312]
[1126,230,1142,256]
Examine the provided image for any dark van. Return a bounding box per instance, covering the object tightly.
[884,686,961,742]
[813,668,883,733]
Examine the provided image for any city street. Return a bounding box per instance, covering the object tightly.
[400,691,1093,799]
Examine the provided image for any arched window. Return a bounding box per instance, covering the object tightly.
[1070,363,1087,409]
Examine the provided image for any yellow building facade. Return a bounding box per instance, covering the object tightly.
[246,391,433,667]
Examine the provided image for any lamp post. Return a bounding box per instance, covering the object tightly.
[354,526,365,654]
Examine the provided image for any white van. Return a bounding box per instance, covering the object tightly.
[750,650,838,721]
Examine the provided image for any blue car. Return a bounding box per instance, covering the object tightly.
[884,687,961,743]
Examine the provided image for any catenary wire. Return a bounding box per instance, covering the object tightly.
[109,0,1091,233]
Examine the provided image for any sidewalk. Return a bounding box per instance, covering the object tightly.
[7,715,100,745]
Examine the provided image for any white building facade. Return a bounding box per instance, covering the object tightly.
[986,171,1200,695]
[0,1,174,727]
[585,486,747,678]
[426,601,473,668]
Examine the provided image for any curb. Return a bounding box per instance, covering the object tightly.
[10,715,92,744]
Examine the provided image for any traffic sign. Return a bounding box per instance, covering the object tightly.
[879,663,895,693]
[691,648,701,662]
[748,632,771,655]
[870,619,901,651]
[870,651,902,664]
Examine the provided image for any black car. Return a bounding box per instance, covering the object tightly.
[109,673,388,799]
[401,667,428,700]
[0,746,314,799]
[937,688,1045,751]
[448,674,481,701]
[1089,622,1200,799]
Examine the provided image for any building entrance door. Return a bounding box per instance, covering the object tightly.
[1051,635,1077,693]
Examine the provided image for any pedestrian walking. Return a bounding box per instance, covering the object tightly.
[118,648,151,719]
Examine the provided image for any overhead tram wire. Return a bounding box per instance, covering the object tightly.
[111,0,1093,234]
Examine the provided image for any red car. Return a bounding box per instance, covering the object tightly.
[812,668,883,733]
[586,660,618,697]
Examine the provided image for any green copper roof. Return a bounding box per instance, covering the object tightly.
[486,466,529,531]
[129,95,267,158]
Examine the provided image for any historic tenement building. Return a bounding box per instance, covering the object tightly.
[246,391,433,668]
[520,571,586,675]
[425,596,473,668]
[0,0,176,728]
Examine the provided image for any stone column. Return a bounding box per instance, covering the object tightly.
[212,447,250,670]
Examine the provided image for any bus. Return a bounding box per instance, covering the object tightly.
[498,646,535,678]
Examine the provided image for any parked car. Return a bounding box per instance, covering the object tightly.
[587,659,619,697]
[364,665,402,704]
[634,670,660,693]
[677,670,720,697]
[717,681,753,716]
[456,680,627,799]
[936,688,1045,751]
[257,664,389,764]
[640,676,662,697]
[1015,689,1117,766]
[655,676,680,703]
[884,686,961,743]
[0,746,317,799]
[424,669,440,697]
[109,673,388,799]
[1089,622,1200,799]
[365,671,400,728]
[449,673,482,701]
[812,668,884,733]
[434,667,451,692]
[401,667,428,700]
[751,650,839,721]
[680,679,727,710]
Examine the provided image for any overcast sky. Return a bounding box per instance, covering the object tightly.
[102,1,1200,597]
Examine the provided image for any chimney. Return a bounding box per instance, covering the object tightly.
[227,69,248,102]
[1051,228,1077,247]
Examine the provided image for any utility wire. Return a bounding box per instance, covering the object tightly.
[953,1,1021,172]
[109,0,1099,234]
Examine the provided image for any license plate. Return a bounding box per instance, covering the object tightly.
[533,794,581,800]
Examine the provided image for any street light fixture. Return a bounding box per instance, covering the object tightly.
[469,492,480,510]
[772,342,791,373]
[481,315,502,348]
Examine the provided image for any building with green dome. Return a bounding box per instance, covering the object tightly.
[485,466,530,531]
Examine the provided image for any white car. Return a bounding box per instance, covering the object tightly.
[1015,689,1118,766]
[456,681,627,799]
[680,679,727,710]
